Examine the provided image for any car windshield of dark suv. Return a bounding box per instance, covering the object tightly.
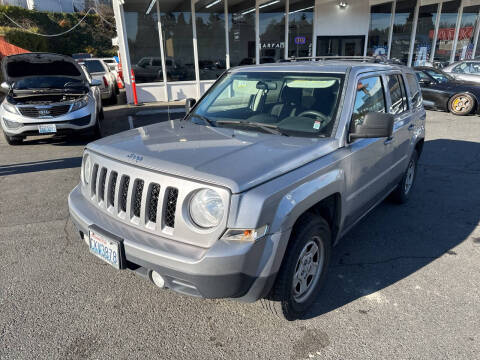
[190,72,344,137]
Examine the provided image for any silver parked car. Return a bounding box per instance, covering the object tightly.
[81,58,118,104]
[68,60,425,320]
[442,60,480,84]
[0,53,103,145]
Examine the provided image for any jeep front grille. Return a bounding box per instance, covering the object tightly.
[88,163,179,230]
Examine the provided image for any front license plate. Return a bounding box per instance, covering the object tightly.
[89,230,121,269]
[38,124,57,134]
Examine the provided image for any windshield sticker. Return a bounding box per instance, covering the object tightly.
[313,121,321,130]
[287,79,337,88]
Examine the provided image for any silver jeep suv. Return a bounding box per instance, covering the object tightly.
[68,60,425,320]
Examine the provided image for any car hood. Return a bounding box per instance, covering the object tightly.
[2,52,86,83]
[88,120,338,193]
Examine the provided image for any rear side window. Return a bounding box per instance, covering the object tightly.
[351,76,386,123]
[387,74,408,115]
[405,73,422,109]
[83,60,105,73]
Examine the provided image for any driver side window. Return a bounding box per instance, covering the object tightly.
[351,76,386,126]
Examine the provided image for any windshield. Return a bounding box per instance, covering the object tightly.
[83,60,106,73]
[424,69,452,83]
[190,72,344,137]
[13,76,84,90]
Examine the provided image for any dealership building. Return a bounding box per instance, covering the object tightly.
[112,0,480,103]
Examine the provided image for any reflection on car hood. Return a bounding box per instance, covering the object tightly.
[88,120,338,193]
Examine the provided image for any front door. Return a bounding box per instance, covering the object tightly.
[316,36,366,57]
[344,74,396,228]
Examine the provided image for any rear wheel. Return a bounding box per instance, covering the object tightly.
[390,150,418,204]
[261,213,331,320]
[3,131,23,145]
[109,87,118,105]
[448,93,475,115]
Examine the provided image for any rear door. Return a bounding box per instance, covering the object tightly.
[344,73,396,227]
[383,72,415,183]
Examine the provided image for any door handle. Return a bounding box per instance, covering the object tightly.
[408,124,415,131]
[384,137,394,145]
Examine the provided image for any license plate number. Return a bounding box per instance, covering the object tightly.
[89,230,121,269]
[38,124,57,134]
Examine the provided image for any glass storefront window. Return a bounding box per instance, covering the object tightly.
[161,0,196,81]
[434,0,461,66]
[259,0,286,63]
[195,0,227,80]
[124,1,162,84]
[288,0,314,59]
[413,4,438,66]
[391,0,416,64]
[367,2,393,57]
[228,0,256,67]
[455,5,480,61]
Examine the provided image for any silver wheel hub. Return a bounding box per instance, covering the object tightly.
[292,237,325,303]
[453,96,471,112]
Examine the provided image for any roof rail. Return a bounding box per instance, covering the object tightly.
[287,55,403,65]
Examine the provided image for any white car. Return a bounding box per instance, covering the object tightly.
[0,53,103,145]
[81,58,118,104]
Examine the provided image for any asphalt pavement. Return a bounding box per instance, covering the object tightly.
[0,110,479,359]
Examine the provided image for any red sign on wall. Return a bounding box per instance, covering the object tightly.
[429,26,474,41]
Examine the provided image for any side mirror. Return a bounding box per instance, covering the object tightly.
[90,79,102,87]
[0,82,11,93]
[185,98,196,113]
[349,112,394,141]
[419,79,432,86]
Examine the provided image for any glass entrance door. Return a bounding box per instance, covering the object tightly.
[316,36,366,56]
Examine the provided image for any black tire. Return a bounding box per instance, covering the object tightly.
[109,87,117,105]
[448,93,475,115]
[261,213,331,321]
[3,131,23,145]
[390,149,418,204]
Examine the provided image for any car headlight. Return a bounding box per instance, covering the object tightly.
[3,102,18,114]
[71,96,89,112]
[189,189,224,228]
[82,153,92,185]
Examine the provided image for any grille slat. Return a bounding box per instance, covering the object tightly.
[107,171,118,208]
[98,168,107,202]
[119,176,130,213]
[164,187,178,228]
[91,164,99,197]
[147,183,160,223]
[132,180,144,218]
[18,105,70,118]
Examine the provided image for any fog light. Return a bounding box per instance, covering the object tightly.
[151,271,165,288]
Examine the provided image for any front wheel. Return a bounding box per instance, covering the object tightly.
[448,93,475,115]
[261,213,331,320]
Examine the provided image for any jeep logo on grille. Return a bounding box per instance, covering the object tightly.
[38,109,51,116]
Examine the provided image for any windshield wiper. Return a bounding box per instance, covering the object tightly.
[190,113,216,127]
[216,120,289,137]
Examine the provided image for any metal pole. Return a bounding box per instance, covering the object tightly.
[387,0,396,59]
[156,1,169,102]
[284,0,289,60]
[112,0,134,104]
[224,0,230,69]
[430,2,442,63]
[471,9,480,58]
[256,0,260,64]
[312,1,317,57]
[191,0,201,99]
[407,0,420,67]
[450,0,464,64]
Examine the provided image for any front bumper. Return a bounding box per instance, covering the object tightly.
[68,185,281,301]
[0,104,96,136]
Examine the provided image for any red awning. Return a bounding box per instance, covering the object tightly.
[0,36,30,58]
